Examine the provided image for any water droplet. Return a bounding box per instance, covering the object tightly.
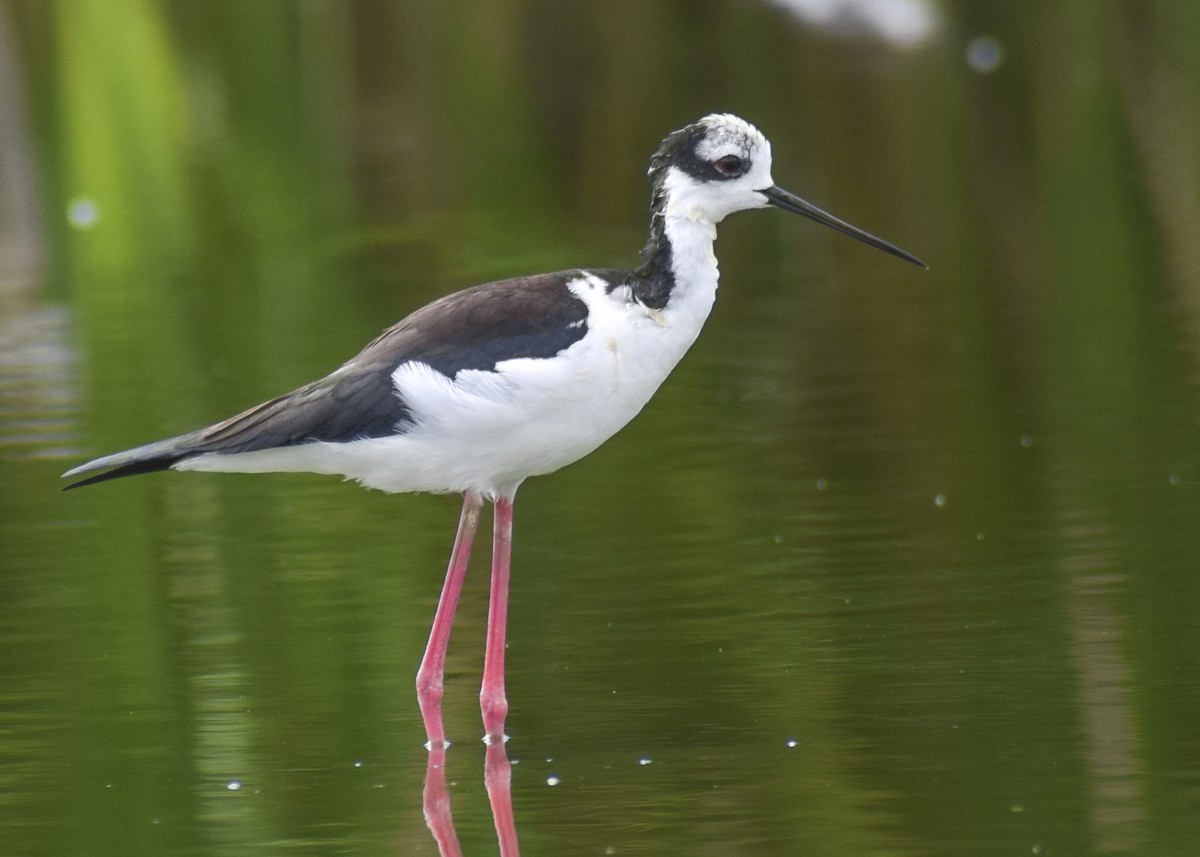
[67,197,100,229]
[815,479,828,491]
[976,532,985,540]
[966,36,1003,73]
[1020,434,1034,448]
[934,493,946,508]
[1169,473,1180,485]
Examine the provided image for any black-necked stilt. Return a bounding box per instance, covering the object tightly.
[64,114,923,746]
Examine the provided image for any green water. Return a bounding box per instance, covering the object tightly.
[2,2,1199,855]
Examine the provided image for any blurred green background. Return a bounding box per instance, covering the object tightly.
[2,1,1198,855]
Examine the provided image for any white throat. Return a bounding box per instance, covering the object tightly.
[654,208,721,350]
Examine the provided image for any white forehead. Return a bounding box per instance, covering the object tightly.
[694,113,770,161]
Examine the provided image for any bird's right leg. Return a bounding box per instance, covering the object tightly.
[416,491,483,749]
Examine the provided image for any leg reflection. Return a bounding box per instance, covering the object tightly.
[421,743,521,857]
[485,741,520,856]
[422,746,463,857]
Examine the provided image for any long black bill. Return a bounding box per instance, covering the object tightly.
[760,185,926,268]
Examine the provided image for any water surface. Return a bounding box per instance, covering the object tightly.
[2,2,1199,855]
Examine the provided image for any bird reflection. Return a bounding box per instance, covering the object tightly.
[423,743,520,856]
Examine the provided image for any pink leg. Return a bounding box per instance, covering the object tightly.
[416,492,483,749]
[480,496,514,741]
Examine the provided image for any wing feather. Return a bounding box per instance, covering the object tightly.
[63,269,606,488]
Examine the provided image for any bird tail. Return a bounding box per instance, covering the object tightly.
[62,357,409,490]
[61,431,205,490]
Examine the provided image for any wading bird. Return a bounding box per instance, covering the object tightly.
[64,114,923,747]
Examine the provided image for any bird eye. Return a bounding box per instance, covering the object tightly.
[713,154,746,177]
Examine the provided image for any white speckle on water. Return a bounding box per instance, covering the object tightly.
[353,760,364,769]
[785,738,799,748]
[546,775,560,787]
[1020,434,1034,448]
[638,757,652,766]
[226,780,242,791]
[976,532,985,540]
[934,493,947,508]
[1169,473,1180,485]
[816,479,828,491]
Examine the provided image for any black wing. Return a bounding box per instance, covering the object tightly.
[63,269,607,488]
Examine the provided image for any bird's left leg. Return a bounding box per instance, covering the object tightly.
[480,495,514,742]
